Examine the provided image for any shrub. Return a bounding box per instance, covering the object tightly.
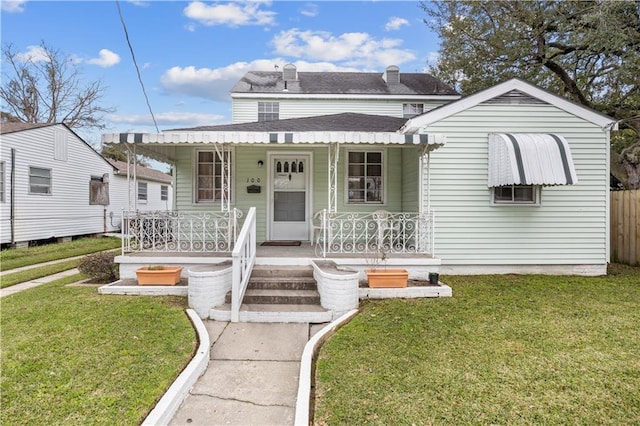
[78,252,119,283]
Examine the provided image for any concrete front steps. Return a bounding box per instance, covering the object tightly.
[210,265,333,323]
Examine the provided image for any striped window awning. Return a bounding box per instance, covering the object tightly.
[488,133,578,187]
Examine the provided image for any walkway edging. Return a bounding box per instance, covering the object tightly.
[142,309,210,426]
[294,309,359,426]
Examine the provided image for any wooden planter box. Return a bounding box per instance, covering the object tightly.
[136,266,183,286]
[365,269,409,288]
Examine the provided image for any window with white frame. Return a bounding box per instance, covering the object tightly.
[492,185,539,205]
[29,166,51,194]
[403,103,424,118]
[161,185,168,201]
[347,151,383,203]
[258,102,279,121]
[196,150,231,202]
[137,182,148,201]
[0,162,4,202]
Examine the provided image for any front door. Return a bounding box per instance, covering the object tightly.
[269,153,311,241]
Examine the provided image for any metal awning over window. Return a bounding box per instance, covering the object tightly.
[488,133,578,187]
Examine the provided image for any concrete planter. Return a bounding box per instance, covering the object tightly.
[188,263,232,319]
[136,266,183,285]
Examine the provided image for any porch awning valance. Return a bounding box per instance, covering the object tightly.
[102,131,446,146]
[488,133,578,187]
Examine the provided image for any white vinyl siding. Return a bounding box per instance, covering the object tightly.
[54,130,68,161]
[0,162,4,202]
[29,166,51,195]
[0,124,116,244]
[232,98,449,123]
[422,103,608,266]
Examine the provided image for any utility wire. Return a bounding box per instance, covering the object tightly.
[115,0,159,132]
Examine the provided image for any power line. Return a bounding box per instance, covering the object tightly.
[115,0,159,132]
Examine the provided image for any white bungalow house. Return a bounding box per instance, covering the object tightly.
[102,66,616,322]
[0,122,173,247]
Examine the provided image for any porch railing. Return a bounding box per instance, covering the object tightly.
[231,207,256,322]
[121,209,242,254]
[318,210,435,257]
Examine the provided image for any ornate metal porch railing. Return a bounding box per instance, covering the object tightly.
[317,210,434,257]
[122,209,243,253]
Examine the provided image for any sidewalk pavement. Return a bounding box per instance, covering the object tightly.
[0,268,80,298]
[170,321,321,426]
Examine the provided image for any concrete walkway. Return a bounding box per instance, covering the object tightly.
[0,268,80,298]
[170,321,315,426]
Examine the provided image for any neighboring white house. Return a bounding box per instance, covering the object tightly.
[103,66,616,277]
[106,159,173,231]
[0,123,115,246]
[0,122,173,247]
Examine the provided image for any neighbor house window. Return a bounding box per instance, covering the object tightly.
[0,162,4,202]
[258,102,279,121]
[347,151,383,203]
[403,103,424,118]
[137,182,148,201]
[29,166,51,195]
[196,151,231,202]
[492,185,539,205]
[161,185,168,201]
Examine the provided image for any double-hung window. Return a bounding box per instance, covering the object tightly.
[160,185,168,201]
[403,103,424,118]
[492,185,539,205]
[258,102,279,121]
[347,151,383,203]
[137,182,148,202]
[196,151,231,202]
[29,166,51,195]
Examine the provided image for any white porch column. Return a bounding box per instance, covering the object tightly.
[328,143,339,213]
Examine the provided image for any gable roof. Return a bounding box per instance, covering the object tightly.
[231,71,459,97]
[0,122,56,135]
[107,159,172,184]
[402,78,617,133]
[171,113,408,133]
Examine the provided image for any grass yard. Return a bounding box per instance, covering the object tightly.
[314,264,640,425]
[0,259,81,289]
[0,236,121,271]
[1,275,196,425]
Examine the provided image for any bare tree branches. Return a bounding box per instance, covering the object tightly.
[0,42,115,130]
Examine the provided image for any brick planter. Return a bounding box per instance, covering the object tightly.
[188,262,232,319]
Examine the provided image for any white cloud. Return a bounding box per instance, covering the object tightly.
[183,1,276,27]
[300,3,318,17]
[16,45,49,63]
[426,51,439,66]
[385,17,409,31]
[106,111,225,127]
[126,0,150,6]
[271,29,415,68]
[160,59,360,101]
[1,0,26,13]
[86,49,121,68]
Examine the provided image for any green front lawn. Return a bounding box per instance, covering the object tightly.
[314,264,640,425]
[0,259,80,289]
[1,275,196,425]
[0,236,121,271]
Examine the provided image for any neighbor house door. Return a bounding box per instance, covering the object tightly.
[268,153,311,241]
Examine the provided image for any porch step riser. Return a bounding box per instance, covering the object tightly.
[225,291,321,305]
[250,266,314,279]
[248,280,317,290]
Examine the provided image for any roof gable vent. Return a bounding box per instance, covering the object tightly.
[383,65,400,85]
[283,63,298,81]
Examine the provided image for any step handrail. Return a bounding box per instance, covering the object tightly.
[230,207,256,322]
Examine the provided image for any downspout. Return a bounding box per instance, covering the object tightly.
[10,148,16,246]
[133,144,137,211]
[605,129,611,264]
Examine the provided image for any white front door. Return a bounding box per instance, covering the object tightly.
[269,153,311,241]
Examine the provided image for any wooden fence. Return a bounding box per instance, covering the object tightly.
[611,189,640,266]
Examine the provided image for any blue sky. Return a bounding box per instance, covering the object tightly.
[1,0,440,147]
